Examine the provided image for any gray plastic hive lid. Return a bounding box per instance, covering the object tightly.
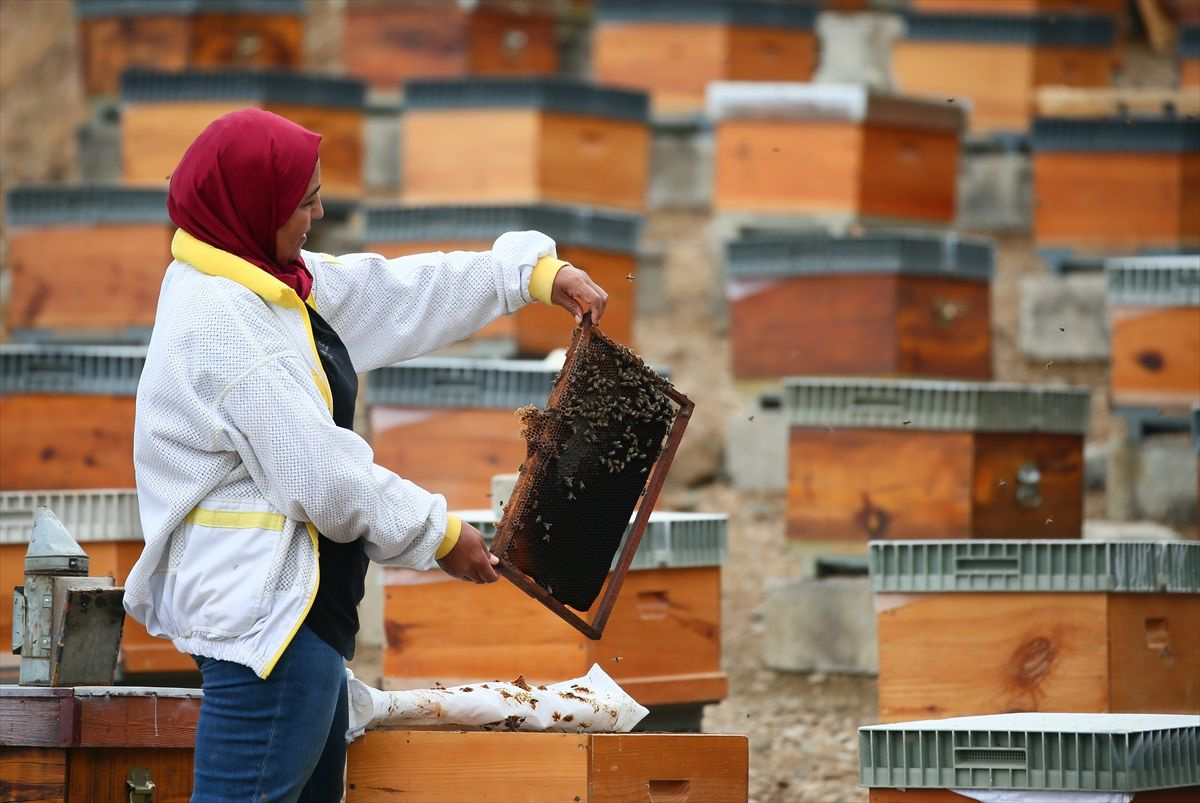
[870,540,1199,593]
[456,509,728,570]
[902,12,1116,46]
[860,713,1200,792]
[1105,254,1200,307]
[367,357,560,411]
[403,78,648,123]
[363,204,643,256]
[75,0,304,15]
[1,490,142,546]
[725,230,993,282]
[783,378,1090,435]
[706,82,964,132]
[1033,117,1200,153]
[594,0,817,29]
[120,68,366,109]
[1,344,146,397]
[7,185,169,227]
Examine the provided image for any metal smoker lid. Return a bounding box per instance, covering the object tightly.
[24,507,89,575]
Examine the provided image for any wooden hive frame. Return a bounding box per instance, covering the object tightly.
[489,315,693,640]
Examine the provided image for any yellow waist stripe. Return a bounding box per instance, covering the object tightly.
[185,508,287,532]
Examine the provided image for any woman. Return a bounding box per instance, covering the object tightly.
[121,108,608,801]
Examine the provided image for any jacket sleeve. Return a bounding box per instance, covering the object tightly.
[307,230,557,373]
[216,353,447,568]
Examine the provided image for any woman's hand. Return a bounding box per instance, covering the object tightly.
[551,264,609,325]
[436,522,500,584]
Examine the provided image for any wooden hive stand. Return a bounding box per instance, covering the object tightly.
[591,0,818,115]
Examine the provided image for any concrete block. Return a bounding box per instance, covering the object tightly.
[649,116,712,210]
[358,561,385,653]
[365,98,402,195]
[1107,432,1199,526]
[813,12,903,91]
[764,576,878,675]
[1084,440,1109,491]
[491,472,518,520]
[77,108,121,183]
[634,246,668,316]
[1018,273,1109,362]
[725,399,787,493]
[957,144,1031,232]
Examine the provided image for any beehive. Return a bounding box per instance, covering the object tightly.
[783,378,1090,542]
[1033,117,1200,255]
[342,0,558,90]
[382,511,728,712]
[362,204,643,356]
[74,0,304,99]
[119,68,366,197]
[4,185,170,343]
[401,78,650,211]
[893,12,1117,134]
[591,0,818,114]
[0,345,144,492]
[1106,255,1200,416]
[1183,26,1200,88]
[708,83,964,224]
[871,540,1200,723]
[860,712,1200,801]
[366,357,560,509]
[0,491,194,678]
[725,230,994,381]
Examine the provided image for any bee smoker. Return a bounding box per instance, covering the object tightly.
[11,506,125,685]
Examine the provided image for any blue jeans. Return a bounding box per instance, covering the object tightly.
[192,625,348,802]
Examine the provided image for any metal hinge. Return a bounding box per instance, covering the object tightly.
[126,767,155,803]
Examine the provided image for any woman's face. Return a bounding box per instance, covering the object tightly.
[275,160,324,263]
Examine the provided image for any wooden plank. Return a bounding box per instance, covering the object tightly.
[725,27,817,85]
[592,22,728,114]
[1031,46,1121,93]
[518,246,636,355]
[342,4,468,89]
[1137,0,1176,54]
[859,126,960,224]
[895,276,992,380]
[345,731,590,802]
[971,433,1084,539]
[1110,306,1200,413]
[467,9,558,76]
[266,103,363,197]
[122,100,248,186]
[0,395,136,491]
[610,673,729,710]
[590,734,749,803]
[78,15,190,97]
[1034,86,1200,117]
[0,689,76,748]
[189,13,303,70]
[69,747,194,803]
[877,592,1110,722]
[1182,58,1200,89]
[403,109,540,204]
[787,428,974,541]
[539,112,649,211]
[892,41,1033,133]
[77,694,201,748]
[1107,593,1200,713]
[0,747,67,803]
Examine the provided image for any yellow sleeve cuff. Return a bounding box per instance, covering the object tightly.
[435,514,462,560]
[530,255,569,305]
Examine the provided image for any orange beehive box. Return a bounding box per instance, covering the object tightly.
[362,204,642,356]
[725,230,994,381]
[1183,26,1200,88]
[893,12,1117,134]
[870,540,1200,723]
[1033,117,1200,255]
[119,68,366,197]
[1105,256,1200,416]
[783,378,1090,542]
[382,510,727,719]
[591,0,818,115]
[343,0,558,91]
[4,185,170,343]
[0,490,196,679]
[708,82,964,224]
[401,78,650,211]
[75,0,304,99]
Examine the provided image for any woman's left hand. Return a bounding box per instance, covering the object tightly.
[551,265,609,325]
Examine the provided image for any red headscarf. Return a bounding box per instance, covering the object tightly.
[167,109,322,300]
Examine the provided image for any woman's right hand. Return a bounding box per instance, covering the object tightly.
[436,522,500,584]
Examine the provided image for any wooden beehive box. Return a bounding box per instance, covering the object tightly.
[1033,116,1200,256]
[725,230,994,381]
[708,82,964,225]
[75,0,304,99]
[401,78,650,211]
[783,378,1090,543]
[362,204,643,356]
[1105,256,1200,417]
[382,510,727,716]
[119,68,366,197]
[4,186,170,343]
[0,491,196,680]
[591,0,818,115]
[366,357,561,509]
[0,346,144,493]
[343,0,558,91]
[1183,26,1200,88]
[893,12,1117,134]
[871,540,1200,723]
[860,712,1200,802]
[346,732,748,802]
